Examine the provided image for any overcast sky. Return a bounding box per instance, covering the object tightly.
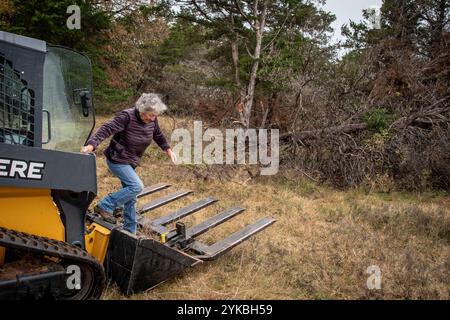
[321,0,383,43]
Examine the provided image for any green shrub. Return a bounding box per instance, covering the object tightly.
[363,108,392,132]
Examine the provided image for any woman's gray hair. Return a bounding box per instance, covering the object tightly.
[136,93,167,115]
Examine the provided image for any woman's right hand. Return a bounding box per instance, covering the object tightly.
[80,144,94,154]
[165,148,177,165]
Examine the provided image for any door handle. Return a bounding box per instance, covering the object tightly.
[42,109,51,144]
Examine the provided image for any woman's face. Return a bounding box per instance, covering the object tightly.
[140,111,157,123]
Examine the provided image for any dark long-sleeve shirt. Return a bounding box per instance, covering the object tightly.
[87,107,170,168]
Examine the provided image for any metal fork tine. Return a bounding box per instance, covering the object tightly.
[190,217,276,260]
[151,197,218,227]
[166,207,245,240]
[137,183,171,198]
[138,190,192,214]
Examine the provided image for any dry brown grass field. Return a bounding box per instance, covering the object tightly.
[92,115,449,300]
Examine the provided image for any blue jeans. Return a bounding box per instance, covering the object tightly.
[97,158,143,234]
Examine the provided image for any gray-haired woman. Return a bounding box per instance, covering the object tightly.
[80,93,177,234]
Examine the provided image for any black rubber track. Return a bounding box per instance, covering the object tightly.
[0,226,105,299]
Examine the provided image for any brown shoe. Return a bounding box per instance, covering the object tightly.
[94,205,117,224]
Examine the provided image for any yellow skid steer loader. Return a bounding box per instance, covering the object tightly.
[0,31,275,299]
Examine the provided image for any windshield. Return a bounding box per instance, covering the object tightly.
[42,46,94,152]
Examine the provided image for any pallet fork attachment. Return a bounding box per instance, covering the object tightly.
[89,183,276,295]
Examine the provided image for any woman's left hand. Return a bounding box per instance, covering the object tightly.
[165,148,177,165]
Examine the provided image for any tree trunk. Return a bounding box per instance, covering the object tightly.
[230,15,241,88]
[239,0,268,128]
[281,123,368,141]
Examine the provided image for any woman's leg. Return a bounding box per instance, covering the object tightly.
[118,181,138,234]
[122,197,138,234]
[97,159,143,222]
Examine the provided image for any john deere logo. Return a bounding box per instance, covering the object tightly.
[0,158,45,180]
